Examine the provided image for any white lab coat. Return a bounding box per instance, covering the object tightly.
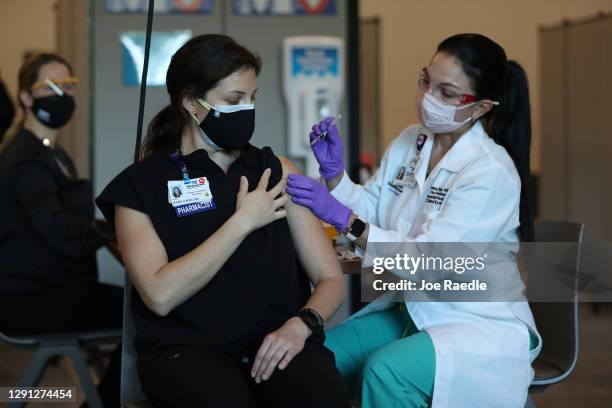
[331,121,542,408]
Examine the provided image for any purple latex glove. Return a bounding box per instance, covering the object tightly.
[286,174,352,233]
[310,117,345,180]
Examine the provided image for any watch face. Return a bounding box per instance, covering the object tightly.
[305,313,316,327]
[349,218,366,238]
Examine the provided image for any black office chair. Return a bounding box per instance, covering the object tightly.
[526,220,584,407]
[0,328,121,408]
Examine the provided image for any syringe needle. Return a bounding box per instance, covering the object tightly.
[310,115,342,146]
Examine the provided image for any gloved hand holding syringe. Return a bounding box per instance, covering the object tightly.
[310,115,342,146]
[307,116,345,181]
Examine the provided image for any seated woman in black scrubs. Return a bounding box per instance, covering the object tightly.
[96,34,350,407]
[0,53,122,407]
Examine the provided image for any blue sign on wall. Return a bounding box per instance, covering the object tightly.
[106,0,214,14]
[121,30,192,86]
[292,47,338,77]
[233,0,336,15]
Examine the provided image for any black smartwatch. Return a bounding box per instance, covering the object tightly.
[345,216,366,242]
[295,308,324,338]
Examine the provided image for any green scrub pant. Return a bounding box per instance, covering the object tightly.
[325,304,435,408]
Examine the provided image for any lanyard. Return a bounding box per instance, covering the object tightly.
[169,149,190,184]
[398,134,428,190]
[414,134,428,178]
[415,134,427,156]
[409,134,428,167]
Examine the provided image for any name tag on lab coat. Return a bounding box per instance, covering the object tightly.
[425,186,449,210]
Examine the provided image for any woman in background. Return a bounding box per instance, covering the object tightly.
[0,53,122,407]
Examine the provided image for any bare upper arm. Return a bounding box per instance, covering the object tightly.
[278,157,342,283]
[115,204,168,310]
[278,156,305,213]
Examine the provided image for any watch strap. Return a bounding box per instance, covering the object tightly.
[295,308,324,337]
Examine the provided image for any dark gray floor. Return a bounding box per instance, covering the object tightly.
[1,304,610,407]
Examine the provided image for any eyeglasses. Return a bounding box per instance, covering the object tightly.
[31,77,79,95]
[417,68,478,106]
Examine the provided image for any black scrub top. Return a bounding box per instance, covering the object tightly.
[96,142,311,356]
[0,128,103,292]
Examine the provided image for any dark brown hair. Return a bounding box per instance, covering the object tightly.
[437,34,534,242]
[18,52,73,111]
[142,34,261,156]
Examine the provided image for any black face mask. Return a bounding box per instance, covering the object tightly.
[197,99,255,151]
[32,94,76,129]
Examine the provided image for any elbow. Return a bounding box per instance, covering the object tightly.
[141,292,172,317]
[139,283,174,317]
[147,300,171,317]
[134,266,181,317]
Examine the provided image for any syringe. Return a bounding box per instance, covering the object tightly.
[310,115,342,146]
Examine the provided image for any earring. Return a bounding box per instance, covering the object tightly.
[192,107,198,118]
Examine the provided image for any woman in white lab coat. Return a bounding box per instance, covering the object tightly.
[286,33,542,407]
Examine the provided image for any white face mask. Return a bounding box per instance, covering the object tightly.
[418,91,481,134]
[198,99,254,115]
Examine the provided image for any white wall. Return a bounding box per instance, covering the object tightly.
[359,0,612,172]
[0,0,57,100]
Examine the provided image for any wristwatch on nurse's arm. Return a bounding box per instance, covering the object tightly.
[344,214,367,242]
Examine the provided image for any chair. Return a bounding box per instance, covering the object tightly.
[0,328,121,408]
[526,221,584,406]
[120,277,151,408]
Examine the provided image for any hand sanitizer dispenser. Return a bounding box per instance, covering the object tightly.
[283,36,345,178]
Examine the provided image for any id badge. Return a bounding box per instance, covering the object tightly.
[394,157,418,188]
[394,133,427,190]
[404,173,417,189]
[167,177,216,217]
